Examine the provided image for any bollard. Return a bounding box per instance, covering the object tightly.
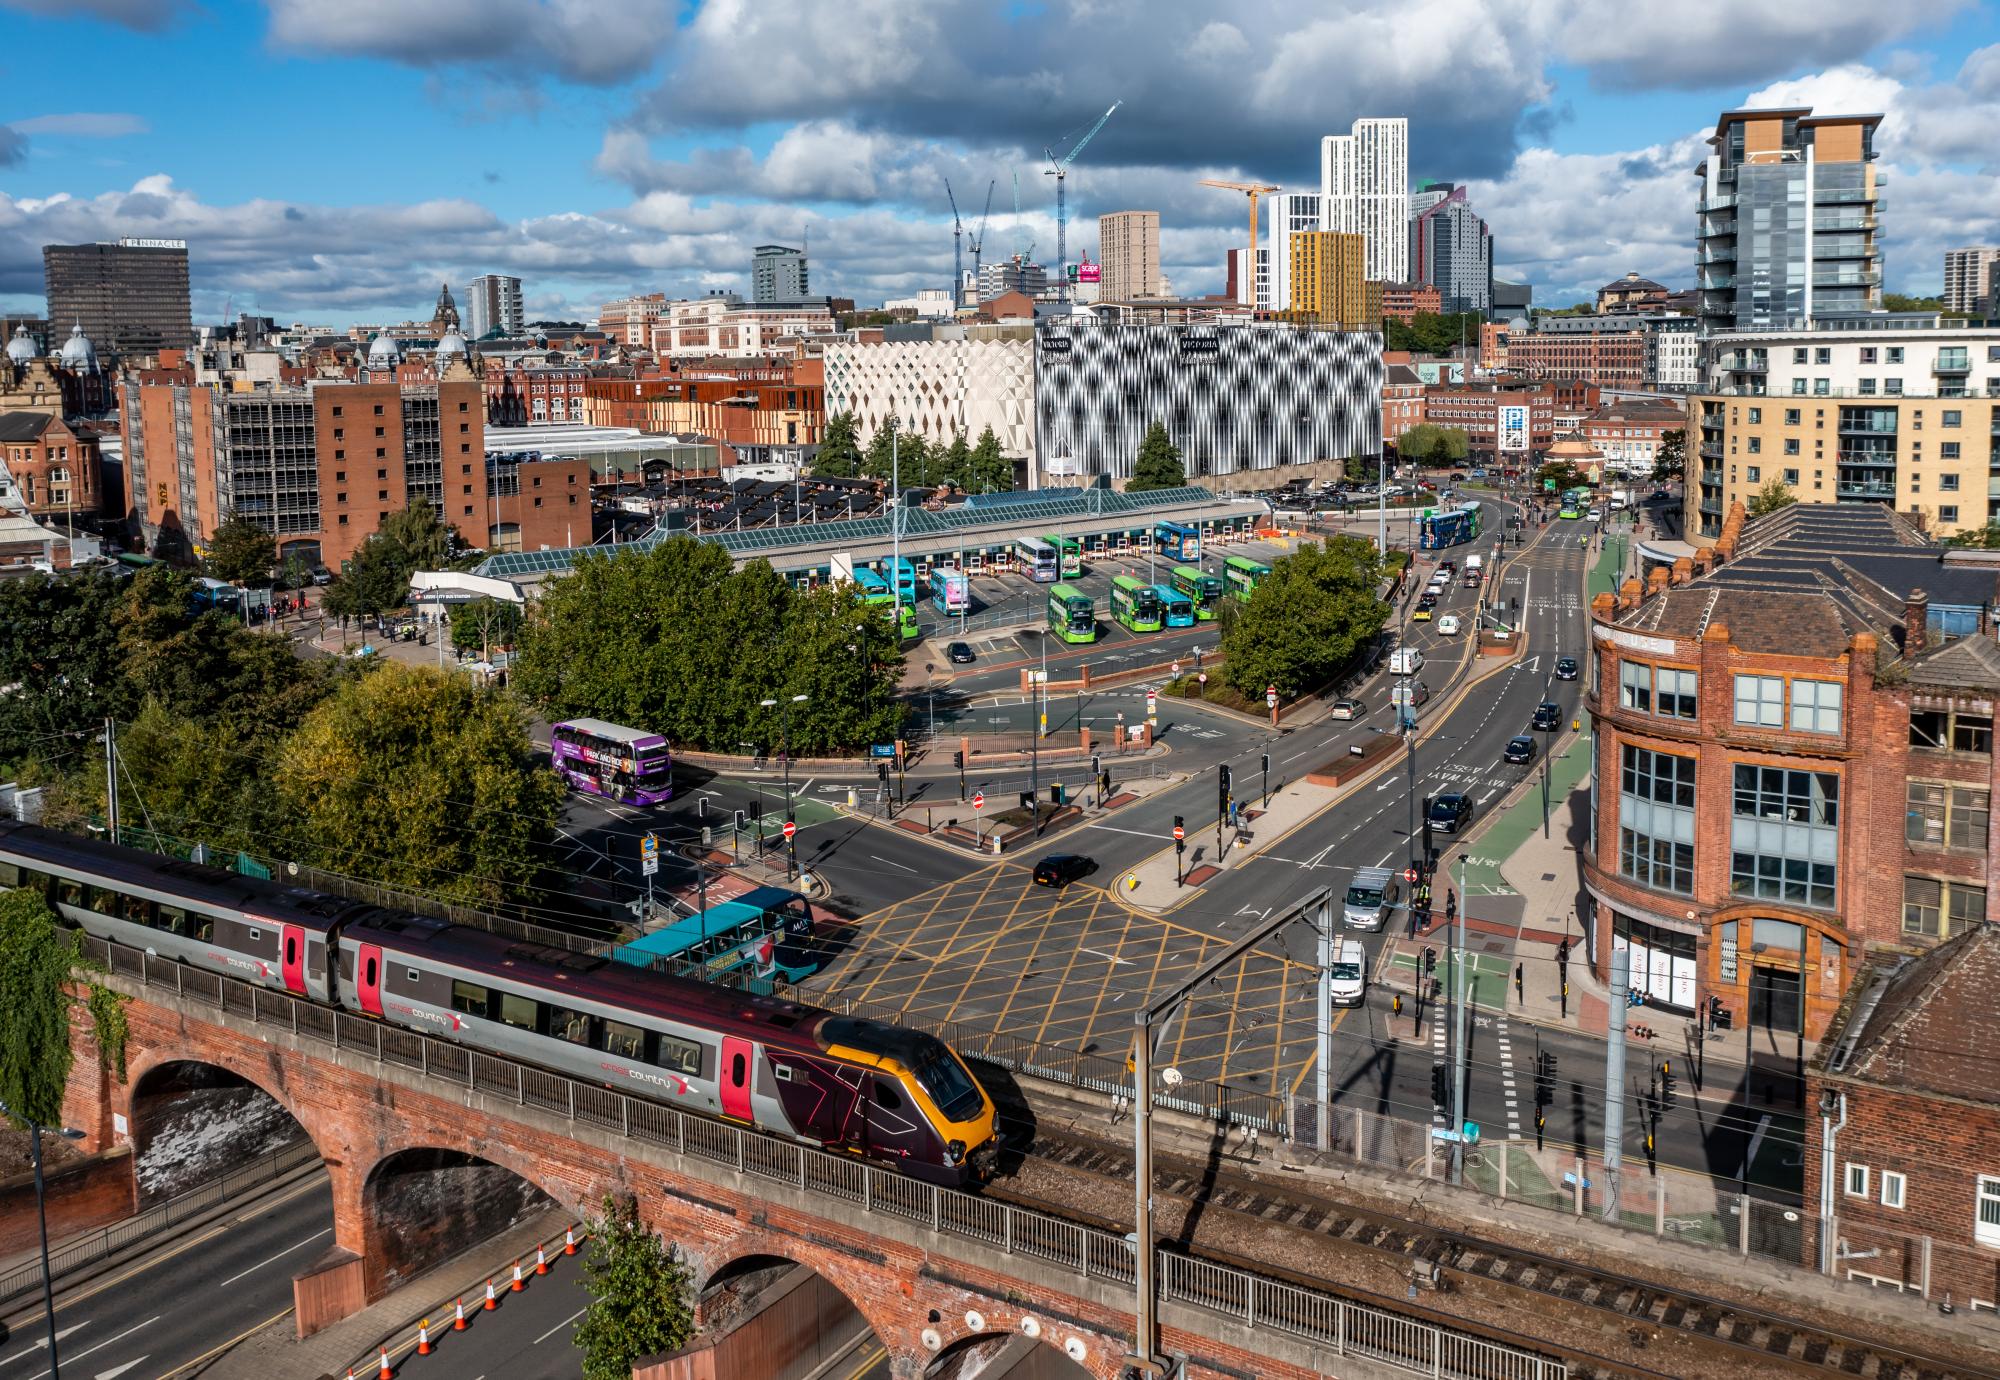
[564,1226,578,1255]
[417,1321,431,1355]
[535,1244,548,1276]
[511,1259,525,1292]
[378,1348,393,1380]
[484,1278,498,1310]
[454,1297,467,1330]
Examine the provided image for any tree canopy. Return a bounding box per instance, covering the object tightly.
[511,538,905,753]
[1384,311,1484,355]
[813,412,861,479]
[1128,422,1186,492]
[1396,423,1470,468]
[1219,536,1389,700]
[450,598,522,658]
[1946,520,2000,550]
[204,513,277,587]
[324,502,460,620]
[1650,430,1687,482]
[574,1195,694,1380]
[1746,478,1798,518]
[1536,460,1585,495]
[965,425,1012,493]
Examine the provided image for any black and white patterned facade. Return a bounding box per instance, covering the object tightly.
[1034,321,1383,480]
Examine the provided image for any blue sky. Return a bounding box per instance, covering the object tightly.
[3,0,1997,326]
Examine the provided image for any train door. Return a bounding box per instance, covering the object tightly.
[279,924,307,995]
[720,1037,755,1122]
[356,943,385,1016]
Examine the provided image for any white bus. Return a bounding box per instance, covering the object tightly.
[1016,536,1059,583]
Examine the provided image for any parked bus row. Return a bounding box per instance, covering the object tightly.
[1044,554,1270,645]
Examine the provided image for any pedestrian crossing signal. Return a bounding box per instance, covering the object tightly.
[1430,1062,1448,1105]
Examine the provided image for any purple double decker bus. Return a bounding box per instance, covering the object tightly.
[550,719,673,805]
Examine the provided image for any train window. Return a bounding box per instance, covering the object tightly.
[284,934,298,965]
[773,1064,796,1083]
[85,886,118,914]
[156,904,185,934]
[55,878,83,908]
[549,1008,591,1045]
[120,893,150,925]
[20,869,48,895]
[657,1034,702,1077]
[497,993,537,1031]
[730,1052,746,1086]
[873,1081,903,1112]
[0,861,18,887]
[188,914,214,943]
[598,1019,645,1061]
[406,968,421,983]
[449,980,490,1019]
[364,956,378,987]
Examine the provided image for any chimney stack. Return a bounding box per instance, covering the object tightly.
[1905,588,1931,658]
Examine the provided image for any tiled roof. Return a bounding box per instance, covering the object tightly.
[0,412,54,443]
[1822,926,2000,1106]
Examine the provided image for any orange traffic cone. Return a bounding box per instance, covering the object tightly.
[453,1297,467,1330]
[510,1260,525,1292]
[416,1320,431,1356]
[483,1278,498,1310]
[535,1244,548,1276]
[563,1226,577,1255]
[378,1347,393,1379]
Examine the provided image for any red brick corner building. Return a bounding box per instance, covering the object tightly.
[1584,501,2000,1045]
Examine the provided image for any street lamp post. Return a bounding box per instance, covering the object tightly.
[760,694,810,880]
[1,1102,84,1380]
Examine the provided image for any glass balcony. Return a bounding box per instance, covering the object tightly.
[1835,483,1896,501]
[1934,355,1971,375]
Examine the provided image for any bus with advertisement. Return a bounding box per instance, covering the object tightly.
[931,570,971,616]
[1016,536,1059,582]
[613,886,819,995]
[1108,574,1163,632]
[1171,566,1225,620]
[888,556,919,600]
[1222,555,1272,599]
[1042,534,1085,579]
[1046,584,1097,644]
[1420,501,1483,550]
[1154,521,1202,562]
[1152,583,1195,628]
[551,719,673,805]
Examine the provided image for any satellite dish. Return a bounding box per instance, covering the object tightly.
[1161,1067,1185,1089]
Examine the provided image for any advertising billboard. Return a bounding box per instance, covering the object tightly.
[1077,261,1100,283]
[1498,404,1530,453]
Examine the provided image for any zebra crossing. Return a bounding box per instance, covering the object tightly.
[1497,1017,1522,1137]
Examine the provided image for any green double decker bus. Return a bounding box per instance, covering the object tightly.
[1042,534,1084,579]
[1170,565,1225,620]
[1046,583,1097,644]
[1223,554,1271,599]
[1168,564,1224,620]
[1108,574,1163,633]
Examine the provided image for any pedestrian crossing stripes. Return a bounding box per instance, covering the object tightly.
[1430,1007,1447,1125]
[1497,1017,1522,1137]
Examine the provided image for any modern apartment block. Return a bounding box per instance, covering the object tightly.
[752,245,809,304]
[1695,107,1883,334]
[1407,184,1492,315]
[1944,247,2000,315]
[1098,211,1164,303]
[1286,231,1374,328]
[462,274,524,339]
[1262,191,1322,314]
[1692,320,2000,538]
[1321,117,1409,283]
[43,240,193,358]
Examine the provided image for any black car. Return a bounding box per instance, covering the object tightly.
[1532,701,1563,731]
[1504,735,1536,765]
[1032,854,1094,887]
[1428,793,1473,833]
[1554,656,1579,681]
[947,641,976,664]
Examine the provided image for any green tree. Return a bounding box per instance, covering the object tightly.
[325,503,459,621]
[1650,429,1687,483]
[1396,423,1469,468]
[1746,478,1798,518]
[1536,460,1584,495]
[936,432,972,491]
[274,662,563,906]
[1947,520,2000,550]
[88,701,285,858]
[814,411,862,479]
[204,513,278,587]
[967,425,1011,493]
[861,425,898,481]
[0,567,178,774]
[1882,293,1945,313]
[0,888,128,1130]
[573,1195,694,1380]
[1128,422,1186,492]
[1219,536,1389,700]
[1384,311,1485,355]
[450,598,523,659]
[776,585,906,753]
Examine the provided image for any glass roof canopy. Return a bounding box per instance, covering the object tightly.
[474,485,1247,580]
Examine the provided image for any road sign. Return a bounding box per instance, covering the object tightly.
[869,743,897,758]
[641,832,659,877]
[782,820,797,840]
[1403,867,1419,883]
[1266,685,1278,708]
[1171,661,1180,677]
[972,791,986,811]
[1172,823,1185,841]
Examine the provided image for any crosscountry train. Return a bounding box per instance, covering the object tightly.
[0,822,998,1187]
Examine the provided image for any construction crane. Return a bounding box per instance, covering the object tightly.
[1045,101,1121,299]
[967,179,996,302]
[944,179,963,309]
[1199,179,1282,306]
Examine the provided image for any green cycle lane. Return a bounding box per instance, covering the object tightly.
[1452,725,1594,899]
[1386,948,1514,1011]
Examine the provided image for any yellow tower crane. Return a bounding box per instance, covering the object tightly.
[1199,179,1282,305]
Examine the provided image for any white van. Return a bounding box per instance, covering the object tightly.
[1464,553,1484,573]
[1329,939,1367,1007]
[1389,648,1424,676]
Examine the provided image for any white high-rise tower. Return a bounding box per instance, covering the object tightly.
[1320,117,1409,283]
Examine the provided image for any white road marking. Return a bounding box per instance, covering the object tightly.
[867,854,918,874]
[21,1320,158,1380]
[1080,947,1135,966]
[216,1228,333,1288]
[1,1325,87,1365]
[534,1307,589,1346]
[93,1360,148,1380]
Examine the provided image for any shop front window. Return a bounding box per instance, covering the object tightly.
[1613,911,1698,1012]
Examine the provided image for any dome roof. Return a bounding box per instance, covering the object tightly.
[58,323,97,372]
[4,325,35,366]
[435,331,468,357]
[367,333,402,364]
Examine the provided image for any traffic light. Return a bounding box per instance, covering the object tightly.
[1659,1060,1677,1111]
[732,808,746,832]
[1218,763,1232,809]
[1430,1062,1449,1106]
[1260,752,1270,777]
[1423,945,1437,974]
[1421,795,1434,856]
[954,750,965,769]
[877,761,890,784]
[1534,1050,1556,1107]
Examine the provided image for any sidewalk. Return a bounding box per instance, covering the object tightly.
[1117,775,1341,912]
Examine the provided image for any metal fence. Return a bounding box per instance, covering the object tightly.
[0,1136,321,1308]
[89,937,1561,1380]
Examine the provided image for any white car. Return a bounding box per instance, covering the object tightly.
[1585,508,1603,522]
[1436,614,1461,636]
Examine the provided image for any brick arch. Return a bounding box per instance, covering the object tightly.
[351,1127,582,1219]
[690,1233,911,1355]
[925,1329,1094,1379]
[122,1045,337,1170]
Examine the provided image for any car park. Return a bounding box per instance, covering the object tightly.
[1504,735,1536,764]
[1428,793,1473,833]
[1532,701,1563,731]
[1329,698,1366,720]
[1032,854,1094,887]
[1554,656,1578,680]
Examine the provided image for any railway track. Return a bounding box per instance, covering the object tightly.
[1015,1126,2000,1380]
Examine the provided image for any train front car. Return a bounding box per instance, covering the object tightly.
[813,1016,998,1187]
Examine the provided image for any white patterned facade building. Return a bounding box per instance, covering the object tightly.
[822,331,1035,463]
[1033,320,1382,481]
[1321,117,1409,283]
